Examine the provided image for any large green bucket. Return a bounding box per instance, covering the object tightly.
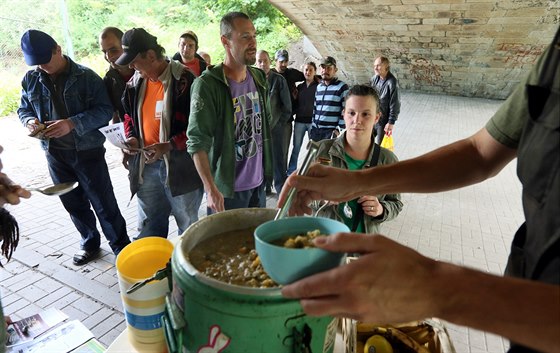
[163,208,337,353]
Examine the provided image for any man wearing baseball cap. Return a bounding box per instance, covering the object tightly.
[17,29,130,266]
[117,28,203,239]
[310,56,349,141]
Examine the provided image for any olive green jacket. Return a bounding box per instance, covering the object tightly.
[313,132,403,234]
[187,64,273,198]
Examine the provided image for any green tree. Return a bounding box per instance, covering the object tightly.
[0,0,301,117]
[166,0,301,56]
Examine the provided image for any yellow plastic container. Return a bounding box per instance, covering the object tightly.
[116,237,173,346]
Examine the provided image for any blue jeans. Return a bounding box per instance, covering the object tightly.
[288,122,311,175]
[137,160,203,239]
[283,121,293,172]
[207,183,266,215]
[374,121,387,145]
[271,123,287,192]
[46,147,130,254]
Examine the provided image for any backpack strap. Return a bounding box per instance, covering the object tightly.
[351,143,381,231]
[369,143,381,167]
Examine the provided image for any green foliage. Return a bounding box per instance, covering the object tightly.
[0,0,302,116]
[0,72,21,117]
[173,0,301,62]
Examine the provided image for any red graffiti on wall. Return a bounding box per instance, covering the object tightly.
[497,43,545,67]
[410,58,442,85]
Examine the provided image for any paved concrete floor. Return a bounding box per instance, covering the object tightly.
[0,91,523,352]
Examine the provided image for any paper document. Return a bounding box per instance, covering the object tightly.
[7,320,95,353]
[98,122,129,150]
[6,307,68,347]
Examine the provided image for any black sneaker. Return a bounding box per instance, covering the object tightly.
[72,248,101,266]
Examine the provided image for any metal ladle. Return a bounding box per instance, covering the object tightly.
[275,141,320,220]
[27,181,78,196]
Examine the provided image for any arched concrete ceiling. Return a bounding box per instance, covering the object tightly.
[269,0,558,99]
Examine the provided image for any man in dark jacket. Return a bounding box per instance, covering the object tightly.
[257,49,292,194]
[18,30,130,265]
[369,56,401,144]
[99,27,134,124]
[99,26,134,169]
[117,28,203,238]
[273,49,305,176]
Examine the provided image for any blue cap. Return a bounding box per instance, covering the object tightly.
[275,49,289,62]
[21,30,57,66]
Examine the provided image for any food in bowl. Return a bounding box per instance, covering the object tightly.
[255,217,349,285]
[273,229,322,248]
[188,228,278,288]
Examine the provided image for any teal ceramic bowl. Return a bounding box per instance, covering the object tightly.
[254,216,349,285]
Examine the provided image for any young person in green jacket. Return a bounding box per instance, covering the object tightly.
[312,85,403,233]
[280,29,560,353]
[187,12,273,214]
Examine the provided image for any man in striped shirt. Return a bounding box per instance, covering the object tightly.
[310,56,349,141]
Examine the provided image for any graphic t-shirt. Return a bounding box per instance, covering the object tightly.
[141,80,164,146]
[228,70,264,192]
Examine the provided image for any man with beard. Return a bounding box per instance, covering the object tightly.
[310,56,349,141]
[99,27,134,169]
[187,12,273,213]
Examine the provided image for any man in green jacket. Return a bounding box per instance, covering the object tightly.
[187,12,273,213]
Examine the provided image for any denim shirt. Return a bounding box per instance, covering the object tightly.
[17,56,113,151]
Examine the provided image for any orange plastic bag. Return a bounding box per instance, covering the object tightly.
[380,134,394,151]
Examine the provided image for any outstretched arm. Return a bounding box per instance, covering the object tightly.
[282,234,560,353]
[278,128,516,215]
[0,146,31,207]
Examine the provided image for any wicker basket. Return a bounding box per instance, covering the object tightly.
[342,317,456,353]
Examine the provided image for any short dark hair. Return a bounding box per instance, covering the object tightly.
[346,84,381,113]
[220,12,250,39]
[100,27,124,41]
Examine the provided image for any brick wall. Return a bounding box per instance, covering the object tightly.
[269,0,558,99]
